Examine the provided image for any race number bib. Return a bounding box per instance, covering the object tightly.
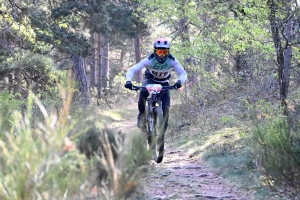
[150,70,170,79]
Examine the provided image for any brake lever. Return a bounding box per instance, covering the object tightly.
[131,85,140,91]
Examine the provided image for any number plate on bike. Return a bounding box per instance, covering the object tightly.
[146,84,162,94]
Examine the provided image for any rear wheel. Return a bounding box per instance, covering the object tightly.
[149,107,165,163]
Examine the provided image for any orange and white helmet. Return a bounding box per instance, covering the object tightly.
[153,38,170,49]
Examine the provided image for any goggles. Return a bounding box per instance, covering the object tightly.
[155,49,169,56]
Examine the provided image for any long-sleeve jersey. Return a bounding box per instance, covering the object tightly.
[126,53,187,84]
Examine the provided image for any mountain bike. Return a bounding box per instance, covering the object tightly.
[129,84,176,163]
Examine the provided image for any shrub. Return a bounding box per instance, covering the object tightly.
[251,107,300,190]
[0,86,152,200]
[0,92,90,200]
[0,91,22,134]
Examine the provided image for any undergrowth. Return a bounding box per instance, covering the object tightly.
[249,102,300,197]
[167,93,294,199]
[0,91,89,199]
[0,86,151,200]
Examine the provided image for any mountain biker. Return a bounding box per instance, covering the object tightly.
[124,37,187,133]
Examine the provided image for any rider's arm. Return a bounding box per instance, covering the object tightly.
[172,59,187,83]
[126,57,151,81]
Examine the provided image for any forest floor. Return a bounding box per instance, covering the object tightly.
[106,108,257,200]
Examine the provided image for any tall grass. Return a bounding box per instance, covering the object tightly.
[0,90,151,200]
[0,86,151,199]
[95,132,151,199]
[0,89,90,199]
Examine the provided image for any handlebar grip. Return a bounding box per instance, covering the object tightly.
[131,86,140,91]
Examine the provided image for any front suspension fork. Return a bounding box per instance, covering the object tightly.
[147,99,153,135]
[146,97,162,136]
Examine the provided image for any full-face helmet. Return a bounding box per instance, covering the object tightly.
[153,38,170,63]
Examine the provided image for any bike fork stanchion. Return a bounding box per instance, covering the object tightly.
[147,99,153,136]
[158,101,162,113]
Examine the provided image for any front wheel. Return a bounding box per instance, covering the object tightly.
[148,107,165,163]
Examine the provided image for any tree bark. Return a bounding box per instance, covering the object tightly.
[13,49,23,97]
[267,0,292,111]
[120,48,126,68]
[101,34,109,89]
[13,68,22,97]
[97,33,102,105]
[134,33,143,83]
[71,54,91,106]
[282,0,293,97]
[90,32,96,89]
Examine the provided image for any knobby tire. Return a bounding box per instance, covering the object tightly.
[148,107,165,163]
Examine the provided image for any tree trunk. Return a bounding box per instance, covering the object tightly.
[71,54,91,106]
[97,33,102,106]
[8,73,13,93]
[282,0,292,100]
[134,33,143,83]
[120,48,126,68]
[267,0,292,111]
[13,50,23,97]
[229,3,251,80]
[13,68,22,97]
[101,34,109,89]
[90,32,96,89]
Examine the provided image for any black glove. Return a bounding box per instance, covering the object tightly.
[173,80,182,90]
[124,81,133,89]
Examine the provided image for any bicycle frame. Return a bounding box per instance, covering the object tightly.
[130,83,176,163]
[131,84,174,135]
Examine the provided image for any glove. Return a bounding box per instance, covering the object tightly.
[173,80,182,90]
[124,81,133,89]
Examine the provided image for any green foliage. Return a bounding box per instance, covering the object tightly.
[0,92,22,134]
[30,9,91,57]
[0,88,151,199]
[0,92,90,200]
[28,0,93,57]
[77,127,120,160]
[2,0,300,196]
[73,115,151,199]
[250,107,300,189]
[114,133,151,199]
[113,72,136,95]
[139,0,275,79]
[107,3,149,38]
[0,52,15,78]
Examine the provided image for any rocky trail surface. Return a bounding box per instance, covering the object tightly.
[135,144,253,200]
[107,112,254,200]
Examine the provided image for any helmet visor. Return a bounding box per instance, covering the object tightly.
[155,49,169,56]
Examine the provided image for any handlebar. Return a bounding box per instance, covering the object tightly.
[130,85,177,91]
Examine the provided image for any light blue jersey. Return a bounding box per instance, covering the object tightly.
[126,53,187,83]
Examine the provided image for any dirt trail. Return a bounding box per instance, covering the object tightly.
[107,113,254,200]
[138,145,253,200]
